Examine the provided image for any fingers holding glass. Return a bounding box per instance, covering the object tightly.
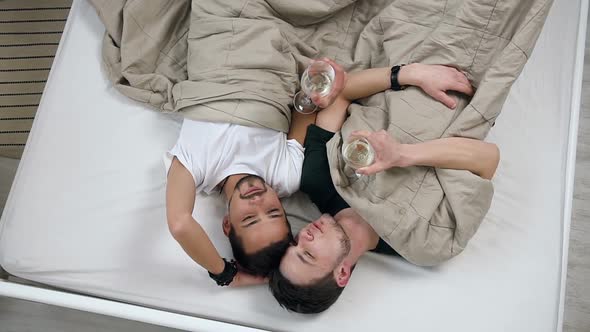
[293,59,337,114]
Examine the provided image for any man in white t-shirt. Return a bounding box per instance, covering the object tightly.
[165,121,308,284]
[164,59,345,287]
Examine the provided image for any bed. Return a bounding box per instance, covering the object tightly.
[0,0,587,331]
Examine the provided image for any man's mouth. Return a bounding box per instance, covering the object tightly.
[311,222,323,233]
[242,186,264,197]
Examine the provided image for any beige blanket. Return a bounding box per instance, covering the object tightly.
[91,0,553,265]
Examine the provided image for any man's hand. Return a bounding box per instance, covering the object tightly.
[349,130,409,176]
[350,130,501,179]
[310,58,347,109]
[399,64,474,109]
[229,271,268,287]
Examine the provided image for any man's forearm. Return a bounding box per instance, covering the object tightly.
[342,64,422,101]
[399,137,500,179]
[287,111,317,145]
[170,214,226,274]
[314,65,422,137]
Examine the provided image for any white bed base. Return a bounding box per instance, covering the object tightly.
[556,0,589,331]
[0,279,265,332]
[0,0,587,331]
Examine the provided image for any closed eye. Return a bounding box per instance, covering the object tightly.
[245,219,259,227]
[241,215,255,223]
[267,208,283,218]
[297,252,312,266]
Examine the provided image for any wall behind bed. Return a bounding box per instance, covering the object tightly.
[0,0,72,159]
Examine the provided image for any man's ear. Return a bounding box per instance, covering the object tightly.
[334,262,352,287]
[222,215,231,237]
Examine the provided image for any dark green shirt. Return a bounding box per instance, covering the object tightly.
[300,125,399,257]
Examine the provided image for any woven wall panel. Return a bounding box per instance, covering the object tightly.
[0,0,72,158]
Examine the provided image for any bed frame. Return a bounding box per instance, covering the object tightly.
[556,0,589,330]
[0,0,587,331]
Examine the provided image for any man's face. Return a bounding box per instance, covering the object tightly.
[226,175,290,254]
[279,214,351,285]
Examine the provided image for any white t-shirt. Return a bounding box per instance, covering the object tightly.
[164,119,304,197]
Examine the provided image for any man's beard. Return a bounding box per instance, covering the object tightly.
[235,174,267,199]
[332,219,352,266]
[227,174,267,209]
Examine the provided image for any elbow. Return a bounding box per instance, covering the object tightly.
[482,143,500,180]
[167,213,192,240]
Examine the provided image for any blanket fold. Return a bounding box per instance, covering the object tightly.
[326,0,553,265]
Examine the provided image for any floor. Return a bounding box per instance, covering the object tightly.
[563,13,590,332]
[0,297,182,332]
[0,3,589,332]
[0,0,70,159]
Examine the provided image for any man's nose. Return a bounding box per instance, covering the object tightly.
[303,229,313,241]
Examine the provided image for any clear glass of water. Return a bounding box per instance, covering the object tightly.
[293,60,335,114]
[342,138,375,174]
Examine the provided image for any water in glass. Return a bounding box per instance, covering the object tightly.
[342,138,375,170]
[293,60,335,114]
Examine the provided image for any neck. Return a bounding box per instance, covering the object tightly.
[334,208,380,265]
[222,174,249,200]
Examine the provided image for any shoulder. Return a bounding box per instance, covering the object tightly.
[265,139,305,197]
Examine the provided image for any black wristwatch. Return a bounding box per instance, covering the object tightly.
[208,258,238,286]
[390,64,406,91]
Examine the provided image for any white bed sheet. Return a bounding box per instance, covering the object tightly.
[0,0,584,331]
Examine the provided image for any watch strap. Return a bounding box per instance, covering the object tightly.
[208,258,238,286]
[390,64,406,91]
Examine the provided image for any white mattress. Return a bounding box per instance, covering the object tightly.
[0,0,585,331]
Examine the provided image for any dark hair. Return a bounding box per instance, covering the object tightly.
[268,268,344,314]
[228,224,293,277]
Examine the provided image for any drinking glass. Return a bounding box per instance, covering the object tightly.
[342,138,375,176]
[293,60,335,114]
